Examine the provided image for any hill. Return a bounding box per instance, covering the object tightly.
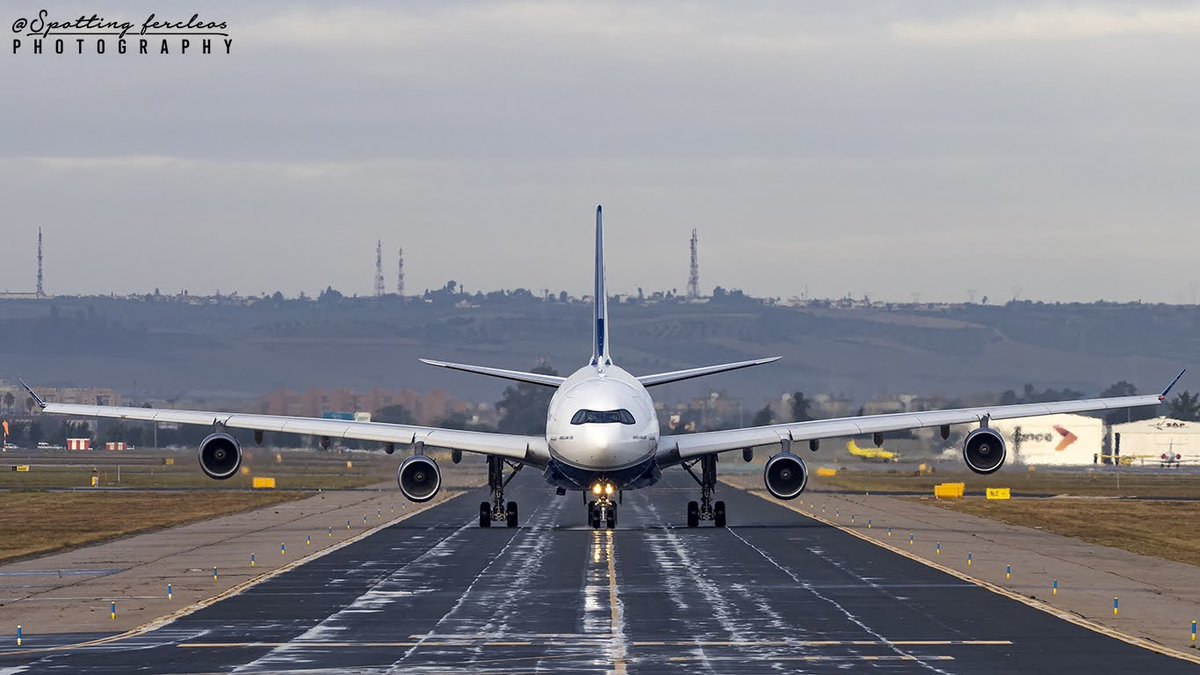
[0,294,1194,405]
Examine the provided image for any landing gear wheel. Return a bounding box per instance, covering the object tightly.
[683,454,720,526]
[591,508,602,529]
[481,455,523,527]
[606,504,616,529]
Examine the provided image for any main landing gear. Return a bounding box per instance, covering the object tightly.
[682,453,726,528]
[586,480,618,529]
[480,455,523,528]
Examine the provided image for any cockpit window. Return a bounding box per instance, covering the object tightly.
[571,409,636,425]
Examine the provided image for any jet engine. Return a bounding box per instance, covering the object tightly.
[963,428,1006,475]
[198,432,242,480]
[397,455,441,502]
[763,452,808,500]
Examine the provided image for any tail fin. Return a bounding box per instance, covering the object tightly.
[592,205,611,367]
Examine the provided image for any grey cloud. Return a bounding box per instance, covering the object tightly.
[1,1,1197,303]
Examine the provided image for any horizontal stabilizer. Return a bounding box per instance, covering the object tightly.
[637,357,781,387]
[419,358,565,388]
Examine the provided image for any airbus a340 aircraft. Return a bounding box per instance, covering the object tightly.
[21,207,1185,530]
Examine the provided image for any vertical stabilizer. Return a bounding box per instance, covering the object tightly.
[592,205,611,366]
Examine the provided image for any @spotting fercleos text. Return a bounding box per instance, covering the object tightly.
[11,9,232,55]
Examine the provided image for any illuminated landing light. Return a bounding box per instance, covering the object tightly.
[591,480,617,497]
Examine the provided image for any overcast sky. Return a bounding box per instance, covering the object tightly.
[2,1,1198,303]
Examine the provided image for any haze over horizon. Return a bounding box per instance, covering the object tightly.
[3,1,1198,304]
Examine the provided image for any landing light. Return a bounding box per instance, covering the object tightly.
[591,481,616,497]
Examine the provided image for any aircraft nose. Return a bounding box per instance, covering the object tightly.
[584,425,618,450]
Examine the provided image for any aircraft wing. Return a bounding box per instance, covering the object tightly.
[27,393,549,466]
[656,372,1183,465]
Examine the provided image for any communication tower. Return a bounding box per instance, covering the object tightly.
[374,240,385,297]
[397,247,405,296]
[36,227,44,298]
[687,229,700,300]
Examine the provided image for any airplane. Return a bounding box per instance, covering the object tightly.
[846,439,899,463]
[19,206,1187,530]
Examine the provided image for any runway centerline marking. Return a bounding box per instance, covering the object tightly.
[606,529,628,675]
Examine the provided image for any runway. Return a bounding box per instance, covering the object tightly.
[0,470,1194,674]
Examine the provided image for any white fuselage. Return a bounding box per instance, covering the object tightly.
[545,364,659,472]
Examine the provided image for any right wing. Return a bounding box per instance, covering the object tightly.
[24,386,549,466]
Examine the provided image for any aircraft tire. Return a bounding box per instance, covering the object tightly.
[714,500,726,528]
[687,500,699,528]
[506,501,518,528]
[479,501,491,528]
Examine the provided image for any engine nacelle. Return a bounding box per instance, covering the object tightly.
[763,452,808,500]
[963,428,1006,474]
[397,455,441,502]
[198,432,242,480]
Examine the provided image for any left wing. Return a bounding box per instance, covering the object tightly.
[21,383,549,466]
[656,370,1184,465]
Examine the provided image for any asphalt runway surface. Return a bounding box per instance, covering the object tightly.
[0,470,1195,674]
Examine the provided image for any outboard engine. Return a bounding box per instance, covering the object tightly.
[198,432,242,480]
[763,452,808,500]
[397,455,441,502]
[963,428,1006,474]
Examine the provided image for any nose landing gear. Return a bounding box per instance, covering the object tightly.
[479,455,523,528]
[682,453,726,528]
[586,480,618,529]
[588,498,617,529]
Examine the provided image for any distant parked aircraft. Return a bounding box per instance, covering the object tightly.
[847,439,899,463]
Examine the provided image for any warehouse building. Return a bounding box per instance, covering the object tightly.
[1109,417,1200,465]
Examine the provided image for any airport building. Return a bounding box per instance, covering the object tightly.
[1110,417,1200,465]
[989,413,1106,466]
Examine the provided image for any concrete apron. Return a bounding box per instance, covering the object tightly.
[722,476,1200,664]
[0,483,465,640]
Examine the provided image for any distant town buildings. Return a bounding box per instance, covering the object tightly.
[255,387,480,426]
[0,380,119,412]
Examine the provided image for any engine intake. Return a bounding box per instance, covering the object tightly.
[763,452,808,500]
[397,455,441,502]
[198,432,242,480]
[963,428,1006,474]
